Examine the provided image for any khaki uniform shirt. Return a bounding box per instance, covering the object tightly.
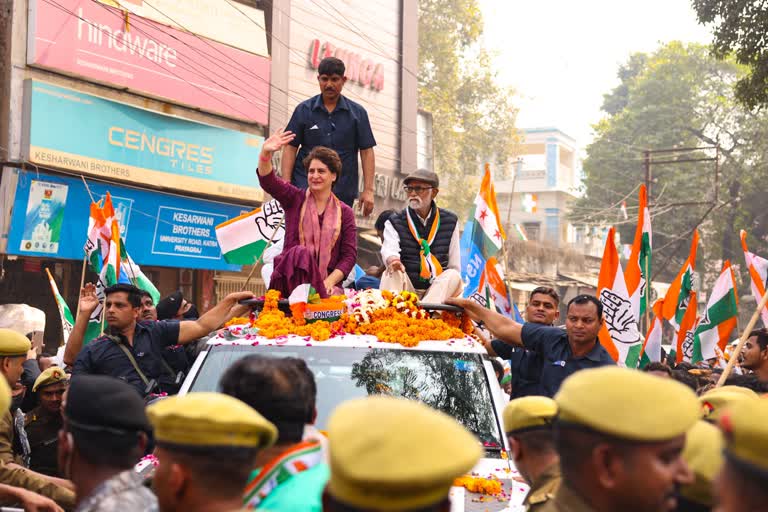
[524,463,562,511]
[539,483,596,512]
[25,406,62,477]
[0,410,74,508]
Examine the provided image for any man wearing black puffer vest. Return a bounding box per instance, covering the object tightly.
[380,169,463,304]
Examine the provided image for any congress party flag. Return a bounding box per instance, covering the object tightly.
[675,292,699,363]
[216,200,285,265]
[597,227,643,367]
[470,164,506,259]
[663,230,699,332]
[740,230,768,326]
[84,201,109,273]
[691,261,738,364]
[121,252,160,304]
[638,300,664,369]
[625,185,652,321]
[478,257,514,317]
[45,268,74,345]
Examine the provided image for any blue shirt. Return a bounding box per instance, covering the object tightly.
[72,320,181,397]
[494,324,615,397]
[285,94,376,206]
[491,340,543,399]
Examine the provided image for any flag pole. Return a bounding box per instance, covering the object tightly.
[716,286,768,386]
[240,216,285,292]
[644,256,651,333]
[80,175,97,204]
[75,256,87,319]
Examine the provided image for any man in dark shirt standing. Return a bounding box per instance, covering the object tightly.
[73,284,253,397]
[482,287,561,399]
[281,57,376,216]
[449,294,615,397]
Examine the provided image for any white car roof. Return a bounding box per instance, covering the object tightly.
[206,332,487,354]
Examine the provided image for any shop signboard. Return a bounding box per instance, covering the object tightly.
[22,80,265,202]
[28,0,270,123]
[94,0,269,56]
[7,170,248,271]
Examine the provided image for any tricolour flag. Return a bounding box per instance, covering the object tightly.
[215,200,285,265]
[45,268,74,345]
[512,224,528,241]
[597,227,643,367]
[84,201,109,273]
[662,230,699,332]
[625,184,652,321]
[691,261,738,364]
[478,257,514,318]
[675,292,698,363]
[638,300,664,369]
[471,164,506,259]
[740,230,768,326]
[121,252,160,304]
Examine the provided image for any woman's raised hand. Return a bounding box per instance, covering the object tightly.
[262,128,296,154]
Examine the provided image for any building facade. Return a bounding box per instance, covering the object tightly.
[0,0,414,348]
[496,127,604,256]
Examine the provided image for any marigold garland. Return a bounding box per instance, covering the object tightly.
[231,289,474,345]
[453,475,503,495]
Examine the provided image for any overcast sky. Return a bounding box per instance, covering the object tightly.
[479,0,714,150]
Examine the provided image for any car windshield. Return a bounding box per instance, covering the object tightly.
[189,345,504,454]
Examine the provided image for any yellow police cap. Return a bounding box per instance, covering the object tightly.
[0,373,10,413]
[555,367,699,441]
[680,420,724,506]
[32,367,68,393]
[720,396,768,474]
[147,392,278,449]
[0,329,31,357]
[503,396,557,434]
[326,396,482,511]
[700,387,758,423]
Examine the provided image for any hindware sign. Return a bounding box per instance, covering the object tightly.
[27,0,270,124]
[95,0,269,57]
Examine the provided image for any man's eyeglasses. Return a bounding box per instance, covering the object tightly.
[403,186,433,194]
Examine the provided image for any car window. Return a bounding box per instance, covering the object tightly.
[190,345,504,452]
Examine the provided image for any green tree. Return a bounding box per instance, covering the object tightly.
[573,42,768,283]
[418,0,519,217]
[692,0,768,109]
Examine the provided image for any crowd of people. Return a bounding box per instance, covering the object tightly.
[0,55,766,512]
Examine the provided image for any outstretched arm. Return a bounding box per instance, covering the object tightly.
[445,297,524,347]
[178,292,255,343]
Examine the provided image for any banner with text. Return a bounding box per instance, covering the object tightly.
[27,0,270,123]
[22,80,265,201]
[7,170,248,271]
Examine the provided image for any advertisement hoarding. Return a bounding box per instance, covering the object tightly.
[28,0,270,124]
[7,170,247,271]
[23,80,265,202]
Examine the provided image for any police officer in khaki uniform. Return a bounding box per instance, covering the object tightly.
[322,395,482,511]
[503,396,561,511]
[25,367,68,477]
[677,421,724,511]
[714,397,768,512]
[0,329,74,508]
[541,367,700,512]
[698,385,757,423]
[147,392,278,512]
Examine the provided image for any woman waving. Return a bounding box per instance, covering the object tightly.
[257,129,357,297]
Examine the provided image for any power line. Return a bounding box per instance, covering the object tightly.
[43,0,261,121]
